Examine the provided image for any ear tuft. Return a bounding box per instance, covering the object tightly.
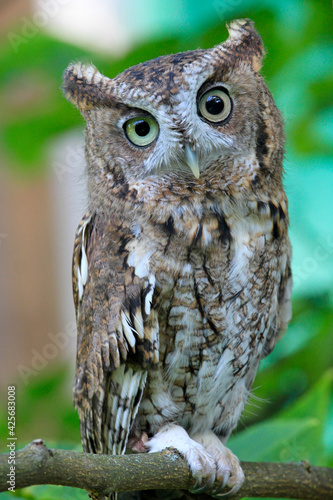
[62,62,112,113]
[224,18,264,72]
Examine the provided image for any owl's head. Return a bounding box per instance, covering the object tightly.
[63,19,283,199]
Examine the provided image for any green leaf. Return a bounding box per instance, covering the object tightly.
[279,369,333,421]
[231,370,333,468]
[15,485,87,499]
[229,418,317,462]
[278,369,333,465]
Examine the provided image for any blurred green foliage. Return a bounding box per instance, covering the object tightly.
[0,0,332,499]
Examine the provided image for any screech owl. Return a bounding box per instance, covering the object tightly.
[63,19,292,499]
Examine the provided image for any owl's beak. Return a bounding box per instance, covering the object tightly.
[184,144,200,179]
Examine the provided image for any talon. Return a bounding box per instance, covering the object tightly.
[190,432,245,497]
[213,483,241,497]
[189,478,202,494]
[211,470,231,495]
[189,474,216,494]
[217,469,231,487]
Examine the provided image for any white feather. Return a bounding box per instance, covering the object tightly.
[77,270,84,300]
[144,274,156,316]
[121,311,136,347]
[80,241,88,287]
[127,245,153,278]
[133,312,144,339]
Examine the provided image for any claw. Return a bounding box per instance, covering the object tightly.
[189,478,203,494]
[211,470,230,496]
[190,432,245,497]
[189,473,216,494]
[213,483,241,497]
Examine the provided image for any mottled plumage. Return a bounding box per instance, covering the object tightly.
[63,19,292,498]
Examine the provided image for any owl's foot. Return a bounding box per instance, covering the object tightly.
[191,431,245,496]
[147,424,216,491]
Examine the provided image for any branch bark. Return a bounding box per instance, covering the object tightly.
[0,439,332,499]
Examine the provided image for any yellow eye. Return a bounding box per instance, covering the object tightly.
[198,87,232,123]
[124,116,159,147]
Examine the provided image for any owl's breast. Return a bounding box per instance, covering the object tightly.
[137,200,286,435]
[172,210,231,249]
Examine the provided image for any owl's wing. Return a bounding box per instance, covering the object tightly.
[72,211,159,455]
[262,241,293,358]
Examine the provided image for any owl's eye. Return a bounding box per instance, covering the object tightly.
[124,116,159,147]
[198,87,232,124]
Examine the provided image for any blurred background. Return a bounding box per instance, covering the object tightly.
[0,0,332,498]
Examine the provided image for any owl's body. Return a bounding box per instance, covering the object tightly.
[64,19,292,497]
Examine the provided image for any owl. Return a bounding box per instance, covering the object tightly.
[63,19,292,499]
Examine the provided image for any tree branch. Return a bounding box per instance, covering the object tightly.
[0,440,332,499]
